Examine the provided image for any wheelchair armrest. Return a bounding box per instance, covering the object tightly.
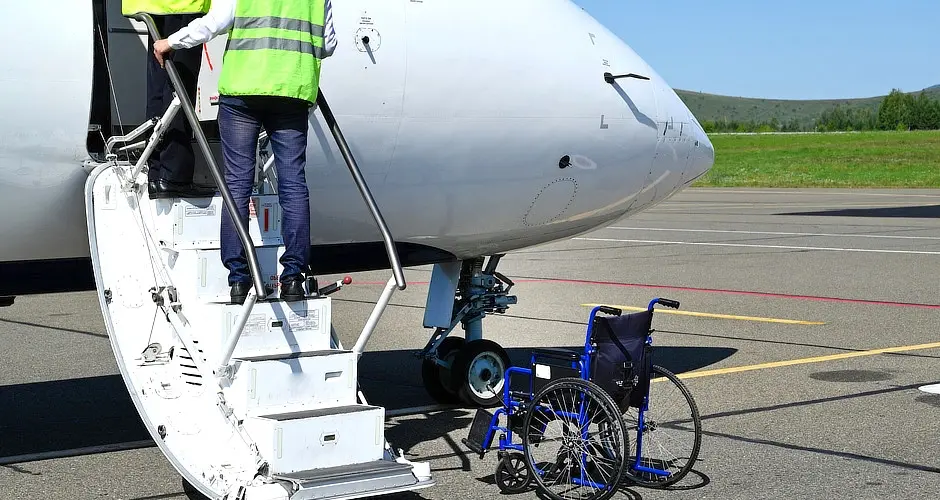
[531,347,580,362]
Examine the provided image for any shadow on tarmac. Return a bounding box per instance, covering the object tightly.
[778,204,940,218]
[0,345,735,462]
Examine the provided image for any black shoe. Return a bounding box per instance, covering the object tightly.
[280,277,306,302]
[148,179,216,200]
[230,282,251,305]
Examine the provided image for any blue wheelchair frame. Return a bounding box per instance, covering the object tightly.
[473,297,677,490]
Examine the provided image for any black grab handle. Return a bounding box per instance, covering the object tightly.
[599,306,622,316]
[658,298,680,309]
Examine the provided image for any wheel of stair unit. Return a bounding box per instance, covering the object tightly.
[450,339,511,408]
[421,336,466,403]
[181,477,210,500]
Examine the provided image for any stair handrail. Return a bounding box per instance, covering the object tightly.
[130,13,267,300]
[315,93,407,291]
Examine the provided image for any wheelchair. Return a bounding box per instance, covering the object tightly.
[462,298,702,499]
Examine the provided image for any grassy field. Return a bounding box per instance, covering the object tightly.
[692,130,940,188]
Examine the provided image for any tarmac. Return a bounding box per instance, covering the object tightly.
[2,188,939,500]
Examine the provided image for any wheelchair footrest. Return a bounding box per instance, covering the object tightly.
[462,408,494,457]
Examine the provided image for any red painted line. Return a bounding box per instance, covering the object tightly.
[513,277,940,310]
[348,277,940,310]
[203,44,213,71]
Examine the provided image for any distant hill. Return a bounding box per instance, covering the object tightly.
[676,86,940,129]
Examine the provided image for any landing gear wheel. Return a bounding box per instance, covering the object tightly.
[451,339,511,407]
[495,452,531,494]
[421,336,466,403]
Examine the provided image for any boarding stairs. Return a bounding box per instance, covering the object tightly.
[83,13,431,500]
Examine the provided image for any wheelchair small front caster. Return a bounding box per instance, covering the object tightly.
[495,452,530,494]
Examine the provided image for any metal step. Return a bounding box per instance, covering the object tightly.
[276,460,426,500]
[226,350,358,417]
[149,194,283,251]
[182,297,333,360]
[244,405,386,475]
[170,245,284,302]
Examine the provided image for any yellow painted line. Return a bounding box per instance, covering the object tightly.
[582,303,825,325]
[672,341,940,381]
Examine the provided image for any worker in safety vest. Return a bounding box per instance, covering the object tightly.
[122,0,216,200]
[153,0,336,304]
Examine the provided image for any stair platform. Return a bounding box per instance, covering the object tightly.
[276,461,423,500]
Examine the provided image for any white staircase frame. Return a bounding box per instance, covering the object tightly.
[86,12,428,499]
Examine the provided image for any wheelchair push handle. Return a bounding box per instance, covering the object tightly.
[598,306,622,316]
[648,297,680,310]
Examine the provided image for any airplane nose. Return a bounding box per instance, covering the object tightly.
[687,114,715,183]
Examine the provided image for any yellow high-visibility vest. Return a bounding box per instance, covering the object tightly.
[217,0,327,104]
[121,0,210,16]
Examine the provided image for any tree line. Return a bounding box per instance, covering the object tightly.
[698,89,940,133]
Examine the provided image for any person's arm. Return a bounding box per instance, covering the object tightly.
[322,0,337,57]
[153,0,235,66]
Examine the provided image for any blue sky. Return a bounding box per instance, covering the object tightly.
[573,0,939,100]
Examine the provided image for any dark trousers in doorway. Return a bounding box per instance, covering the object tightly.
[146,14,202,184]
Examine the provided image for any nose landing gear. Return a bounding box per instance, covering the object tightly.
[417,256,516,408]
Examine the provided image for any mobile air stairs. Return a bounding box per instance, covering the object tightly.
[83,14,433,500]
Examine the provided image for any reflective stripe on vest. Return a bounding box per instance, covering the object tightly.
[217,1,326,103]
[233,16,325,37]
[226,37,330,59]
[121,0,210,16]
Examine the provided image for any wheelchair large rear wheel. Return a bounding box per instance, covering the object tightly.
[621,365,702,488]
[521,377,629,500]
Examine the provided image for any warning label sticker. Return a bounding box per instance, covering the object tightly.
[185,205,217,217]
[288,309,320,332]
[241,313,268,336]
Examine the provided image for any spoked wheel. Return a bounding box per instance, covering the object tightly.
[421,337,466,403]
[522,378,629,500]
[495,452,532,494]
[451,339,511,407]
[621,365,702,488]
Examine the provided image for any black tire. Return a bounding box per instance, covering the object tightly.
[622,365,702,488]
[181,477,211,499]
[495,452,531,494]
[450,339,511,407]
[421,336,466,403]
[522,378,629,500]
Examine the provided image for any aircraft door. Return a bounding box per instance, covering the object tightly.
[310,0,407,183]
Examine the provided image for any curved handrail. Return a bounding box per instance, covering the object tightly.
[130,13,267,299]
[315,92,407,290]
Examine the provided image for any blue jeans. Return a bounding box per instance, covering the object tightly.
[218,95,311,286]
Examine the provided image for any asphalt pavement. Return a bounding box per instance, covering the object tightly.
[2,188,939,500]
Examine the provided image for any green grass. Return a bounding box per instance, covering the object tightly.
[692,131,940,188]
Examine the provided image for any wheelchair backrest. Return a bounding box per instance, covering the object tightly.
[590,310,654,411]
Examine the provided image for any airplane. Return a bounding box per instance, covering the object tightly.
[2,0,714,401]
[0,0,714,497]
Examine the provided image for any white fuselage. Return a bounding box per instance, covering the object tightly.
[0,0,714,295]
